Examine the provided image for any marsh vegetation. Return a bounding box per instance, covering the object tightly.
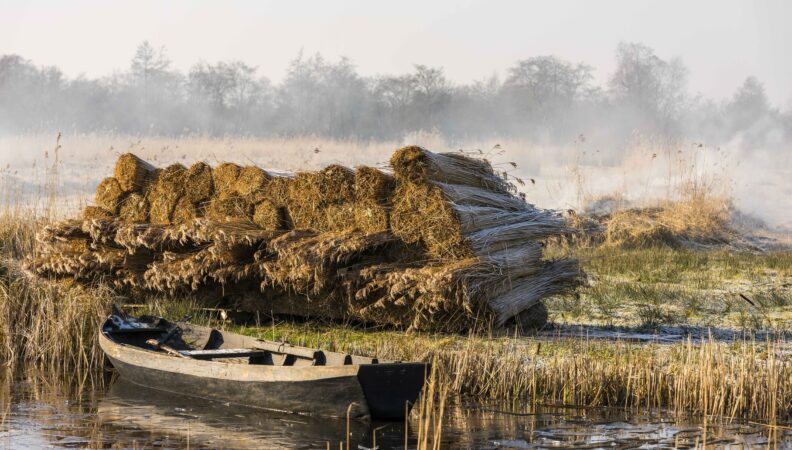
[0,134,790,448]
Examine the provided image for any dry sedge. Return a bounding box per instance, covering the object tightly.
[118,193,149,223]
[213,162,240,197]
[184,162,214,204]
[114,153,155,192]
[94,177,125,213]
[603,195,733,248]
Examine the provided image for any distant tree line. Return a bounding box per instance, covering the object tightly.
[1,41,789,147]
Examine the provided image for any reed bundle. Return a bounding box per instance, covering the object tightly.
[114,153,156,192]
[184,162,214,204]
[390,146,512,194]
[390,152,569,259]
[29,148,581,332]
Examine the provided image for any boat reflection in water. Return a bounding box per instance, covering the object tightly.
[97,379,408,449]
[4,372,788,448]
[97,380,788,449]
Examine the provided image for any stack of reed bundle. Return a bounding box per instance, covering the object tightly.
[29,147,580,332]
[382,146,579,329]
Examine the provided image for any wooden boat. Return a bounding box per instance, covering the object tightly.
[99,314,427,420]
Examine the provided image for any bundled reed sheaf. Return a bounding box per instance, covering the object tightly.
[29,147,581,332]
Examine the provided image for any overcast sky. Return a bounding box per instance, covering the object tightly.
[2,0,790,105]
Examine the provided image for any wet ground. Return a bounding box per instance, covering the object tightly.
[2,375,789,449]
[539,324,792,344]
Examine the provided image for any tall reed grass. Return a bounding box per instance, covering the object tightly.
[226,318,791,423]
[0,211,112,386]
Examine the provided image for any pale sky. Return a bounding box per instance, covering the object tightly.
[2,0,791,104]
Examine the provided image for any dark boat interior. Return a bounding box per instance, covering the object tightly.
[102,315,381,367]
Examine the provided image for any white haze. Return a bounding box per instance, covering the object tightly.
[0,0,790,231]
[1,133,790,232]
[2,0,792,101]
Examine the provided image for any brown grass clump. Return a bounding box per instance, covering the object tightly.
[118,193,149,223]
[82,206,112,220]
[95,177,125,213]
[234,166,270,200]
[604,208,673,248]
[252,200,283,231]
[114,153,155,192]
[658,193,733,244]
[603,194,733,248]
[212,162,240,197]
[184,162,214,204]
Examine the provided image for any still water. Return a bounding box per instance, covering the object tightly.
[2,376,789,449]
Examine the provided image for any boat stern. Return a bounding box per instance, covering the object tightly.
[356,362,428,420]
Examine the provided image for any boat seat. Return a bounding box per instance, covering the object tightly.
[179,348,267,359]
[179,348,323,366]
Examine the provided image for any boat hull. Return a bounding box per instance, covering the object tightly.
[99,328,425,419]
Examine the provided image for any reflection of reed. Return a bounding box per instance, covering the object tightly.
[2,369,788,449]
[326,332,792,424]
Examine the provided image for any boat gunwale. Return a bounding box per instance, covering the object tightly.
[99,318,418,383]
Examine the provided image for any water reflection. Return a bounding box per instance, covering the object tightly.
[2,374,789,449]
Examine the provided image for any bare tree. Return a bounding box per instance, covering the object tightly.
[0,44,788,147]
[130,41,171,97]
[609,42,689,130]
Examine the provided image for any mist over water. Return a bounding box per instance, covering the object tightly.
[0,42,790,229]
